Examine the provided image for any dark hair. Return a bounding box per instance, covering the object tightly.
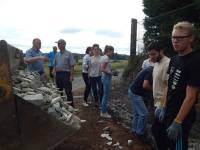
[104,45,114,54]
[85,46,92,54]
[93,44,99,48]
[146,41,164,52]
[53,46,57,50]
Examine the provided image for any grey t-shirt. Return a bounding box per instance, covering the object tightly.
[101,55,111,73]
[55,49,75,72]
[89,56,102,77]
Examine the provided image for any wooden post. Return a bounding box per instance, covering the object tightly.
[130,18,137,57]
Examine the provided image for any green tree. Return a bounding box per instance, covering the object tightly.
[143,0,200,56]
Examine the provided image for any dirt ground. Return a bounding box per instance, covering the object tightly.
[53,89,151,150]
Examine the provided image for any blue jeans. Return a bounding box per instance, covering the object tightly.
[101,73,112,113]
[128,89,148,135]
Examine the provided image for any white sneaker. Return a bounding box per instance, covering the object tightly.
[82,102,89,107]
[100,112,111,118]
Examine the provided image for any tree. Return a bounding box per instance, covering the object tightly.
[143,0,200,56]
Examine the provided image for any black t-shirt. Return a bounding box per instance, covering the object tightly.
[130,66,153,96]
[166,51,200,124]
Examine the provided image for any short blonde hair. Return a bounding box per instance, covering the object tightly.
[173,21,195,35]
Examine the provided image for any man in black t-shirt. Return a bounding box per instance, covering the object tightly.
[128,66,153,141]
[156,21,200,149]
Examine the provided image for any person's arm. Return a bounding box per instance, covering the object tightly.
[82,56,90,71]
[161,80,168,107]
[24,56,44,64]
[69,53,75,81]
[174,85,198,123]
[143,80,152,91]
[101,62,112,74]
[143,67,153,91]
[161,61,170,106]
[70,66,74,81]
[162,86,168,108]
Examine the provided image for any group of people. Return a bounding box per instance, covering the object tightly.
[23,21,200,149]
[81,44,116,118]
[129,21,200,150]
[24,39,116,118]
[24,39,75,107]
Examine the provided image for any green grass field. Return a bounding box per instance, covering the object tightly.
[44,60,128,80]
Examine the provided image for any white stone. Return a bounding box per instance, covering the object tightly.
[113,142,120,147]
[23,94,44,105]
[80,120,87,123]
[51,97,62,104]
[106,141,112,146]
[44,94,52,103]
[21,82,29,88]
[63,112,73,121]
[98,120,104,123]
[128,140,133,147]
[119,146,123,149]
[38,87,52,93]
[101,133,112,141]
[21,78,32,83]
[22,88,34,92]
[26,92,37,95]
[53,102,61,111]
[13,87,21,93]
[27,75,35,80]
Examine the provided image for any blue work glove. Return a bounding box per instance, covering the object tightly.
[167,121,182,142]
[154,107,166,122]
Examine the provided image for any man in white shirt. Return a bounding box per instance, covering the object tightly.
[147,41,170,150]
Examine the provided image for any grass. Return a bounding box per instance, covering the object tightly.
[44,59,128,80]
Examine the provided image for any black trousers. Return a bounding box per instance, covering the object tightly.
[82,72,91,103]
[90,76,103,104]
[152,118,168,150]
[49,66,54,78]
[152,113,195,150]
[56,71,74,107]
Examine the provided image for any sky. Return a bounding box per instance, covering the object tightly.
[0,0,145,55]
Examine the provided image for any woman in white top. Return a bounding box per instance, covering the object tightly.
[82,46,92,106]
[89,44,103,107]
[100,45,114,118]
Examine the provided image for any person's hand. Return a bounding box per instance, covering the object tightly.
[154,107,166,122]
[154,107,161,118]
[167,121,182,141]
[38,56,48,61]
[70,75,74,81]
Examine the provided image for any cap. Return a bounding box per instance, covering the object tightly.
[55,39,66,45]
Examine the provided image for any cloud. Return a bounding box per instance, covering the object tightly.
[60,28,83,34]
[95,29,123,38]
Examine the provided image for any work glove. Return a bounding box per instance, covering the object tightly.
[154,107,166,122]
[167,121,182,142]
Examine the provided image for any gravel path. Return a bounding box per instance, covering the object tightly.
[72,69,123,92]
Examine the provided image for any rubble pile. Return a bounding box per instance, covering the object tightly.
[100,126,124,149]
[12,70,81,129]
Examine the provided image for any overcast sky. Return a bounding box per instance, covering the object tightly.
[0,0,145,55]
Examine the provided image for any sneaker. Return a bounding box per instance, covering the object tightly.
[100,112,111,118]
[82,102,89,107]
